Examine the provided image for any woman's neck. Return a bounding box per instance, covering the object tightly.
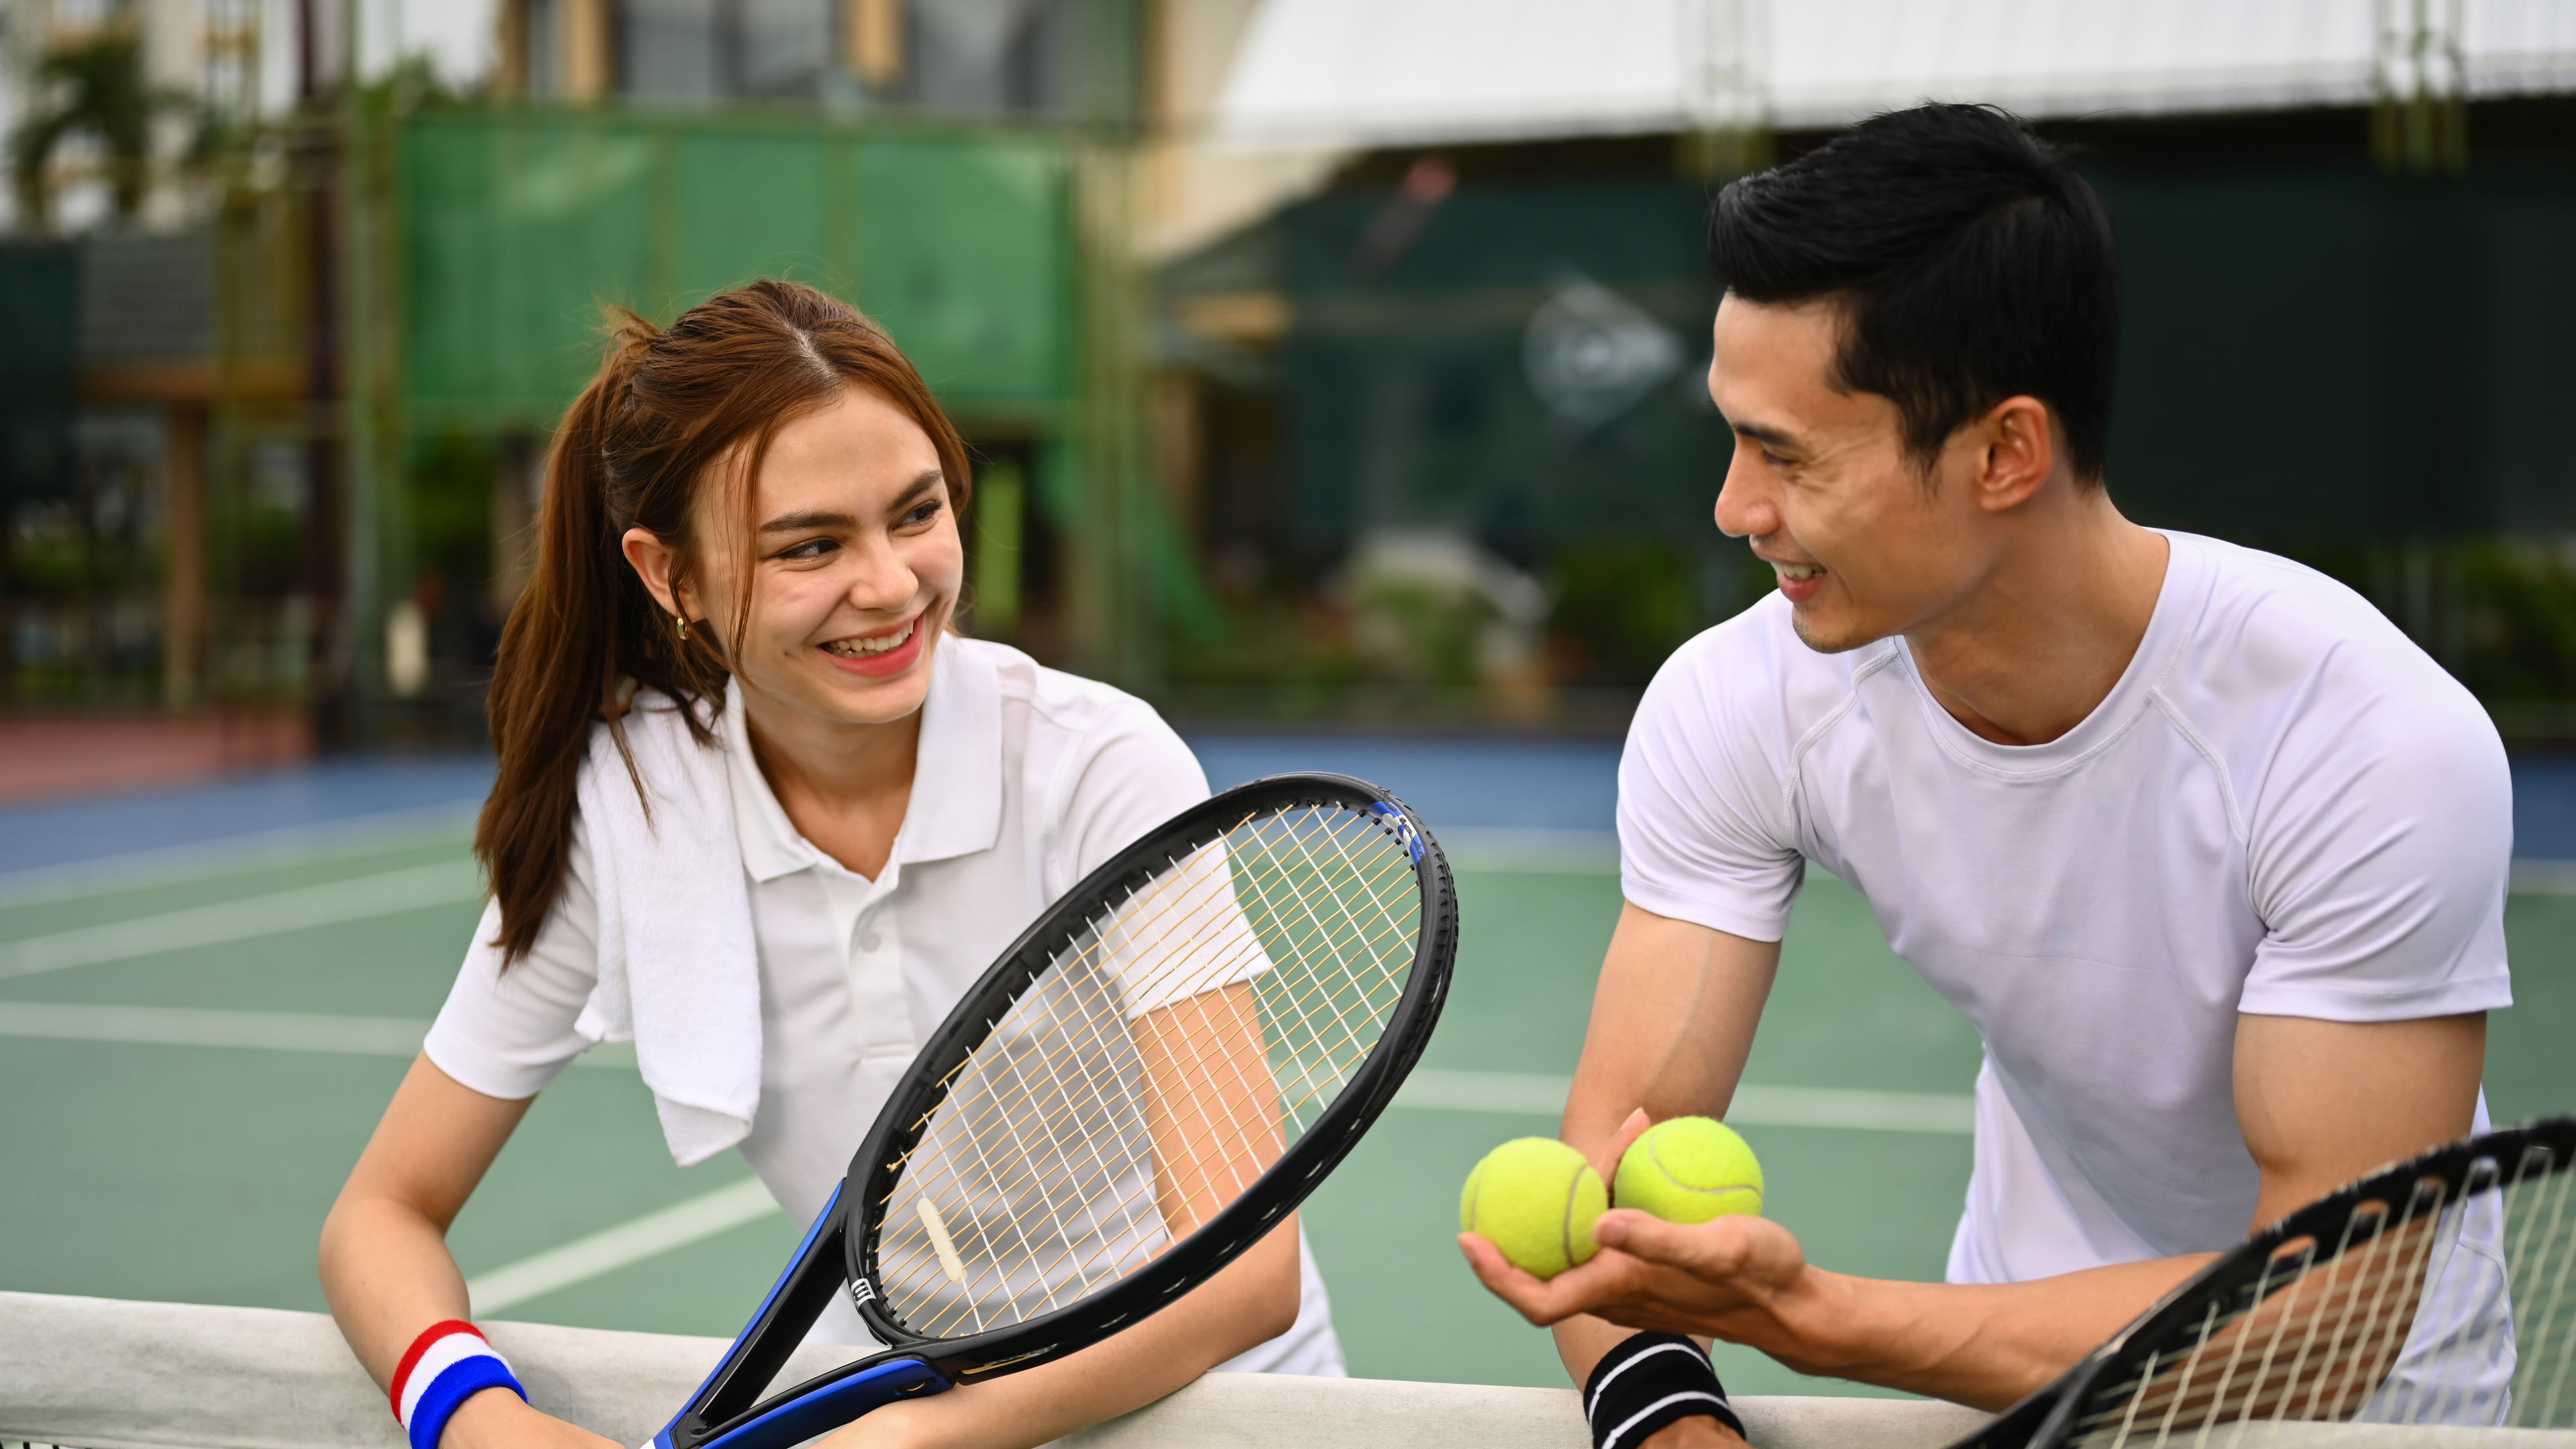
[739,684,923,881]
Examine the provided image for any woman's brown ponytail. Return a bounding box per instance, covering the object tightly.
[474,281,972,962]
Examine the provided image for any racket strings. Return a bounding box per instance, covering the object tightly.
[878,816,1358,1238]
[879,816,1411,1331]
[2068,1143,2576,1446]
[871,804,1424,1339]
[2083,1189,2449,1443]
[879,810,1411,1278]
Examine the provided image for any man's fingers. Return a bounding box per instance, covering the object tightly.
[1460,1232,1650,1326]
[1458,1232,1566,1324]
[1596,1210,1730,1269]
[1594,1108,1654,1183]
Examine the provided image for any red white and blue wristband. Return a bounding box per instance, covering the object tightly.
[391,1320,527,1449]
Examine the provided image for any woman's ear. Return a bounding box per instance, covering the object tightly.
[621,527,696,622]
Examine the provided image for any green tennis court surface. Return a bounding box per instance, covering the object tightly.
[3,814,2571,1404]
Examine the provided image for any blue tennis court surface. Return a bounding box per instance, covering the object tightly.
[2,743,2569,1403]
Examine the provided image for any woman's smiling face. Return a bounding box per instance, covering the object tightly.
[687,382,964,729]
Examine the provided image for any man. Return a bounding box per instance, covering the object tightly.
[1461,104,2510,1449]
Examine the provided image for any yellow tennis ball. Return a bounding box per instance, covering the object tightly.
[1459,1137,1607,1280]
[1614,1116,1764,1223]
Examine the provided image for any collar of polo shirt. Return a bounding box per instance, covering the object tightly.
[722,638,1007,883]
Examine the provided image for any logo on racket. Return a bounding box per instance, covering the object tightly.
[1367,802,1424,864]
[849,1279,877,1308]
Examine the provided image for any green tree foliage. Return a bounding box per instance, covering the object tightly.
[9,20,192,229]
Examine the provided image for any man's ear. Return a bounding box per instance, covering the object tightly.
[621,527,696,621]
[1974,396,2058,513]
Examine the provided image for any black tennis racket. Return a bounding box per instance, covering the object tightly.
[651,772,1456,1449]
[1949,1116,2576,1448]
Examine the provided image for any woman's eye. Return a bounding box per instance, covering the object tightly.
[776,537,837,561]
[900,500,943,529]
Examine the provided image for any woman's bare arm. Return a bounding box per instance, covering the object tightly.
[836,982,1301,1449]
[319,1053,618,1449]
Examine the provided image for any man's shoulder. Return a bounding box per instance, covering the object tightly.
[1640,593,1892,741]
[2163,535,2505,833]
[2170,533,2489,737]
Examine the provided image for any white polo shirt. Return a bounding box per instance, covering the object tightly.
[426,637,1344,1373]
[1617,531,2514,1281]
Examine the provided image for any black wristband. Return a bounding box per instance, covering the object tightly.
[1582,1333,1741,1449]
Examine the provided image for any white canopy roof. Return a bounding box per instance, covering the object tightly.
[1215,0,2576,148]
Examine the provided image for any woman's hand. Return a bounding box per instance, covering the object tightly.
[442,1388,625,1449]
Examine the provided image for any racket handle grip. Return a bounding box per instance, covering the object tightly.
[653,1357,950,1449]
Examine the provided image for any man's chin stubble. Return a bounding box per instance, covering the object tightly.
[1787,608,1880,656]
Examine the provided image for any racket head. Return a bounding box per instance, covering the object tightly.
[1951,1115,2576,1449]
[841,771,1456,1380]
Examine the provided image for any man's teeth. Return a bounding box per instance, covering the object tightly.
[824,621,916,658]
[1775,562,1824,582]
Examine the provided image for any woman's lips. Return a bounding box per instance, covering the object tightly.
[818,617,926,678]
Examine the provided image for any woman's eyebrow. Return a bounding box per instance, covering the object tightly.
[758,510,858,535]
[890,469,945,506]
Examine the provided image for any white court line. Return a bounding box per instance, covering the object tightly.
[451,1069,1970,1313]
[1,1003,1974,1133]
[2,1005,1978,1309]
[0,802,478,908]
[2512,859,2576,896]
[466,1178,782,1315]
[0,861,485,980]
[0,1000,635,1067]
[1438,828,1619,874]
[0,1004,1970,1134]
[1395,1067,1977,1134]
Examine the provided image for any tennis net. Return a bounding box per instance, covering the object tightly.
[3,1291,2569,1449]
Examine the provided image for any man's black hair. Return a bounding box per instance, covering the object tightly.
[1707,103,2119,482]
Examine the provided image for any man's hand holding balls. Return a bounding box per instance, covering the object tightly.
[1458,1109,1837,1363]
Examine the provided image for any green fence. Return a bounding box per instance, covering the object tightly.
[387,108,1190,702]
[399,110,1075,432]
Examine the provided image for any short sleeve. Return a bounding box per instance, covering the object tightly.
[422,809,606,1099]
[1061,704,1214,881]
[1057,703,1258,1016]
[2239,667,2514,1022]
[1617,625,1807,943]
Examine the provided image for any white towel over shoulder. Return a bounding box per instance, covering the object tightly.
[571,692,762,1166]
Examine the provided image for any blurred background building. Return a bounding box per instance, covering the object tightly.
[3,0,2576,788]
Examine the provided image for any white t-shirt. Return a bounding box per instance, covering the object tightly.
[427,637,1344,1375]
[1617,531,2514,1283]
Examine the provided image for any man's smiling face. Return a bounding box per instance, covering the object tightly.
[1705,293,2002,655]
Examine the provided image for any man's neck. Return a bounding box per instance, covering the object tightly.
[1903,493,2171,747]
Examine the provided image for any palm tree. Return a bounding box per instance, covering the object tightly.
[10,19,189,230]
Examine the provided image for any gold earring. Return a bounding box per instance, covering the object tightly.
[674,614,690,642]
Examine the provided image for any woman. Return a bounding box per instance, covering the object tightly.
[319,280,1340,1449]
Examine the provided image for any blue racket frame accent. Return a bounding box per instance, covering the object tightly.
[651,1182,953,1449]
[657,1358,948,1449]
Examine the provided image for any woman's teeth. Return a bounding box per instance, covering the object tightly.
[822,621,916,658]
[1775,562,1824,581]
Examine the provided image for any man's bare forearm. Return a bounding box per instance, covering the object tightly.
[1550,907,1779,1392]
[1711,1252,2209,1408]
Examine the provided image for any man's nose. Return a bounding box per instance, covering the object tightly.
[1713,450,1777,541]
